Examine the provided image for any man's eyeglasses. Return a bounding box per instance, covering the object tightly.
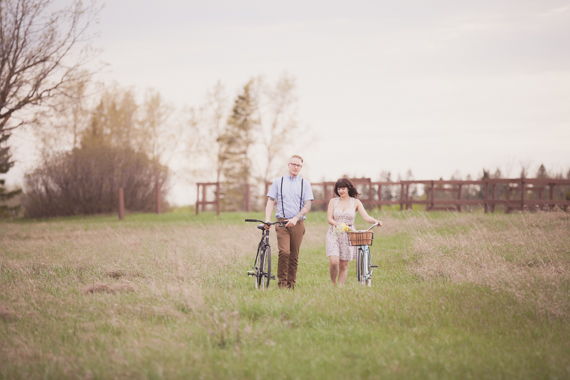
[289,163,302,168]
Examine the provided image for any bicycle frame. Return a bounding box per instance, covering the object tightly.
[252,229,268,266]
[245,219,281,289]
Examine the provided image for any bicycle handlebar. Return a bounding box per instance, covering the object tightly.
[245,219,284,227]
[366,222,380,231]
[352,222,381,233]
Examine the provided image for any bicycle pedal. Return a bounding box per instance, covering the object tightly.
[247,271,255,276]
[371,265,379,268]
[269,275,276,280]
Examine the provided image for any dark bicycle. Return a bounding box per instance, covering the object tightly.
[245,219,284,289]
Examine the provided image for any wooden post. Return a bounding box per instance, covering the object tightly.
[202,184,207,212]
[457,184,463,212]
[118,188,125,220]
[195,184,200,215]
[405,184,410,210]
[491,183,497,213]
[245,184,251,212]
[156,182,161,215]
[549,183,554,201]
[521,176,525,211]
[484,181,489,213]
[216,182,220,216]
[368,180,373,210]
[430,181,435,211]
[400,183,404,211]
[506,184,511,213]
[377,185,382,211]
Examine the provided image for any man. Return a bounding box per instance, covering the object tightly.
[265,155,314,289]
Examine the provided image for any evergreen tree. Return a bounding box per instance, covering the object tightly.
[0,132,22,217]
[218,80,258,211]
[536,164,548,178]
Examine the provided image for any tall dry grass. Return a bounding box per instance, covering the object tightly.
[0,219,332,369]
[2,212,570,379]
[405,211,570,318]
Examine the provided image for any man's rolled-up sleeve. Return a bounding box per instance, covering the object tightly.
[267,180,278,199]
[305,181,314,201]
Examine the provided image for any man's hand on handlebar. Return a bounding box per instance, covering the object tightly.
[244,219,283,230]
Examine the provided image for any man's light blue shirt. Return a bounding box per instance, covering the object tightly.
[267,175,314,220]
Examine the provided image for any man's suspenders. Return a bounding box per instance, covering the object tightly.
[280,176,304,219]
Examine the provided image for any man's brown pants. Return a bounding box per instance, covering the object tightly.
[276,219,305,289]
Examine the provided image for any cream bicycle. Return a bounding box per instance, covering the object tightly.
[348,223,380,286]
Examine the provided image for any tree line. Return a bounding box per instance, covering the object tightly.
[2,0,567,218]
[373,164,570,206]
[0,0,304,217]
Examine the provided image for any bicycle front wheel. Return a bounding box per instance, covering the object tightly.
[260,246,272,289]
[363,245,372,287]
[254,244,263,289]
[356,247,365,284]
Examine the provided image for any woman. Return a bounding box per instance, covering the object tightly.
[326,178,382,286]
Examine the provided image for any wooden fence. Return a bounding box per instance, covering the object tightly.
[267,177,570,213]
[388,177,570,212]
[195,177,570,214]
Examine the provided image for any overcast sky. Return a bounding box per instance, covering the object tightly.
[8,0,570,205]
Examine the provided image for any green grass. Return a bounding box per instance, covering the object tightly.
[1,210,569,379]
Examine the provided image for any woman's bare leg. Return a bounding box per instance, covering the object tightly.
[329,256,339,286]
[338,259,349,286]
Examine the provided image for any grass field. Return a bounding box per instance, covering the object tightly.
[1,209,569,379]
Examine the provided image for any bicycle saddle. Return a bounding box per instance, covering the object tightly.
[257,224,266,230]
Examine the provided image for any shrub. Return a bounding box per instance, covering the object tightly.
[22,144,168,218]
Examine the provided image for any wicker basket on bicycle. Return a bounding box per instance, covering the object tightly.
[347,231,374,246]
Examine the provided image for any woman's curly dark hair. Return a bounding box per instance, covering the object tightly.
[334,178,360,198]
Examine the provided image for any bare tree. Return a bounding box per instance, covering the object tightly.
[257,73,299,184]
[185,81,230,182]
[0,0,100,159]
[34,70,95,155]
[138,88,181,187]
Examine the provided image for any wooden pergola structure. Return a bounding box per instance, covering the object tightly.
[195,182,220,215]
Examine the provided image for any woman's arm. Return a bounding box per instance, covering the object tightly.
[355,199,383,227]
[327,199,337,226]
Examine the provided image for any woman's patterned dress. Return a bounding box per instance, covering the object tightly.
[325,197,356,261]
